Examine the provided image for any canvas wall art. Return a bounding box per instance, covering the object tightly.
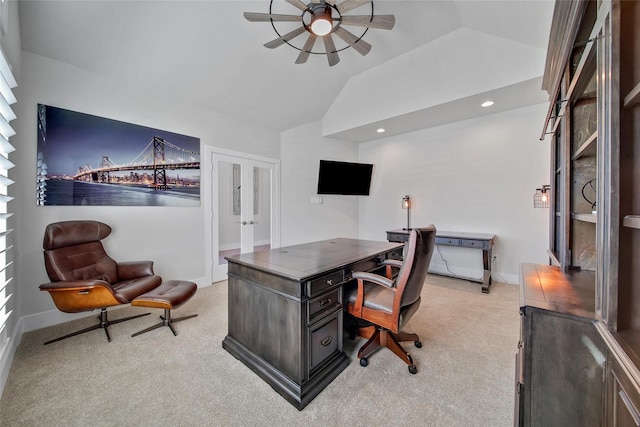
[36,104,200,206]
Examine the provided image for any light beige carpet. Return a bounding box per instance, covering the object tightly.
[0,275,519,426]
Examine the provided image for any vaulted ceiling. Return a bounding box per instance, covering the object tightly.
[18,1,555,138]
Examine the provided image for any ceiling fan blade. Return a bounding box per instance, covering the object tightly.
[333,26,371,56]
[323,34,340,66]
[244,12,303,23]
[340,14,395,30]
[264,26,308,49]
[285,0,309,11]
[296,34,318,64]
[337,0,371,14]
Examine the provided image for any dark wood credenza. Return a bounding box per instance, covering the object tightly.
[222,238,403,410]
[516,263,604,426]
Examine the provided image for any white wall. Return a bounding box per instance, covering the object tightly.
[323,28,547,136]
[15,52,280,329]
[278,106,550,284]
[280,121,361,246]
[358,103,551,283]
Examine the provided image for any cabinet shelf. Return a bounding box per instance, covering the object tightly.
[624,81,640,108]
[572,213,597,223]
[623,215,640,229]
[572,131,597,160]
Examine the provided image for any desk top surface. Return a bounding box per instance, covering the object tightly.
[226,238,403,281]
[387,229,495,241]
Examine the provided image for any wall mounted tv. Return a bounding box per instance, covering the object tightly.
[317,160,373,196]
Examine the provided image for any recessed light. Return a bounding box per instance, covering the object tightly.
[377,128,386,133]
[481,100,494,108]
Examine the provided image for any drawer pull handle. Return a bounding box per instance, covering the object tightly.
[320,336,333,347]
[319,298,332,307]
[78,290,90,295]
[326,279,333,286]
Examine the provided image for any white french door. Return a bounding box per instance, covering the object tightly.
[211,152,279,282]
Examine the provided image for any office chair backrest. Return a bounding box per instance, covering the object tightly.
[43,220,119,284]
[395,225,437,308]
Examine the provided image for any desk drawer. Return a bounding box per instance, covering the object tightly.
[435,237,460,246]
[307,270,344,296]
[309,314,339,371]
[308,289,341,324]
[386,232,408,243]
[460,239,489,249]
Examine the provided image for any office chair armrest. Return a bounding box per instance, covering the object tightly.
[39,279,112,291]
[382,259,403,279]
[350,271,396,316]
[352,271,394,289]
[39,280,120,313]
[117,261,154,280]
[382,259,402,269]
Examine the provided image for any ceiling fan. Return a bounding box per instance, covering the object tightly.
[244,0,395,66]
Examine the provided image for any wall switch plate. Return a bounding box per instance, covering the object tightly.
[311,196,323,204]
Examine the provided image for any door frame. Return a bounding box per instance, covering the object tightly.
[204,146,280,284]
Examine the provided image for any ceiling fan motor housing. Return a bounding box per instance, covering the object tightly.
[306,4,336,36]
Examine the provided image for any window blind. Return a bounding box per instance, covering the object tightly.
[0,48,16,351]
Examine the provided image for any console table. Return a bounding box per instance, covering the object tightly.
[222,238,403,410]
[386,229,495,293]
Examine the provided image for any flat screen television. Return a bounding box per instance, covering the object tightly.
[317,160,373,196]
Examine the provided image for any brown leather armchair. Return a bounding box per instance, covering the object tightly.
[39,220,162,344]
[346,225,436,374]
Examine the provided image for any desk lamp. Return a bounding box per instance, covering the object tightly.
[402,195,411,230]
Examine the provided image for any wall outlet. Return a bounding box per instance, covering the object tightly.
[311,196,323,204]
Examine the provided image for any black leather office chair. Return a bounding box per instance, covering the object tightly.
[345,225,436,374]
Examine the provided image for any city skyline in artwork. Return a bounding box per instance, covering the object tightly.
[37,104,201,207]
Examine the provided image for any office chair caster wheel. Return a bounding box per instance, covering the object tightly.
[360,358,368,367]
[415,340,422,348]
[408,364,417,374]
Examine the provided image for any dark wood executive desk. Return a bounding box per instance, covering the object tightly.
[386,229,495,293]
[222,238,403,410]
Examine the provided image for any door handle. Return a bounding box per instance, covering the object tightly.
[235,221,248,225]
[249,221,256,225]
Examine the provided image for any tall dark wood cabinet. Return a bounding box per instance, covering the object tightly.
[517,0,640,425]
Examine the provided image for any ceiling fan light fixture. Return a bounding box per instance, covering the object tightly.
[244,1,396,67]
[310,5,333,36]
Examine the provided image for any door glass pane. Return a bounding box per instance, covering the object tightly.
[252,165,271,253]
[217,161,241,265]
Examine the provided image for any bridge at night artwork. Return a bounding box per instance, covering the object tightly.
[36,104,200,207]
